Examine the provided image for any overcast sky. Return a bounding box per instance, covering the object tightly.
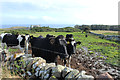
[0,0,119,25]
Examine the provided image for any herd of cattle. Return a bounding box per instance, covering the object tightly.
[0,33,81,67]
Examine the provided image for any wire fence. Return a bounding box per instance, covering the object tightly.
[1,43,68,56]
[30,46,68,56]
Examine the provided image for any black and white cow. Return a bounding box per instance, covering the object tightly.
[65,34,81,67]
[30,35,69,66]
[0,33,30,54]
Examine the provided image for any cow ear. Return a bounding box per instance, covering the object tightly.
[76,41,81,45]
[30,35,33,39]
[67,41,70,44]
[50,38,55,44]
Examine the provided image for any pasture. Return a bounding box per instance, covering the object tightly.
[91,30,119,35]
[29,32,120,66]
[0,31,120,79]
[0,31,120,66]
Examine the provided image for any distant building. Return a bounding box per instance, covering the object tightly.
[30,25,41,29]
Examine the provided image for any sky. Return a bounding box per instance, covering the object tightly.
[0,0,119,25]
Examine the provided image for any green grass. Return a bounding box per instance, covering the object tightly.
[29,32,120,66]
[0,30,4,34]
[103,33,118,35]
[8,48,18,53]
[0,31,120,66]
[91,30,118,35]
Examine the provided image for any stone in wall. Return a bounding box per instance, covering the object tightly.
[61,67,73,78]
[2,52,94,80]
[96,72,114,80]
[65,69,79,79]
[51,65,65,78]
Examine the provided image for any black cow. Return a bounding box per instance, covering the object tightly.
[0,33,30,54]
[30,35,69,65]
[65,34,81,67]
[46,34,55,38]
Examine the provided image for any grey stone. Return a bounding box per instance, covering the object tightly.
[49,76,58,80]
[32,57,46,69]
[65,69,79,78]
[39,63,56,79]
[62,67,73,78]
[76,71,94,80]
[51,65,65,78]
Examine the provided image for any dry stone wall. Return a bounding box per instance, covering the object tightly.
[104,35,120,41]
[90,32,120,41]
[1,51,94,80]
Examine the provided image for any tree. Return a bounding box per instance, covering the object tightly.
[82,26,90,33]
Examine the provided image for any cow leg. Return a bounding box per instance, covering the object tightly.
[32,54,35,57]
[68,56,71,68]
[6,45,9,51]
[19,46,24,53]
[1,43,6,61]
[55,61,57,66]
[64,59,67,67]
[55,58,57,66]
[1,43,5,51]
[25,48,28,54]
[5,46,9,54]
[25,41,29,54]
[1,43,9,53]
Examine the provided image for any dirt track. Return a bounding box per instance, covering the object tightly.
[25,47,119,79]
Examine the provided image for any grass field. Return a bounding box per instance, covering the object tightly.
[0,26,27,30]
[0,31,120,66]
[1,66,20,78]
[91,30,119,35]
[29,32,120,66]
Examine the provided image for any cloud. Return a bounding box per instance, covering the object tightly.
[42,16,56,21]
[28,16,38,19]
[70,0,119,25]
[3,14,39,20]
[0,0,26,2]
[0,0,119,25]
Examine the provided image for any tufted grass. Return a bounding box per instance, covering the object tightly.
[0,31,120,66]
[90,30,118,35]
[2,65,21,78]
[29,32,120,66]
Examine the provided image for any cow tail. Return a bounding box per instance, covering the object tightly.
[0,34,2,48]
[0,34,2,42]
[0,34,1,40]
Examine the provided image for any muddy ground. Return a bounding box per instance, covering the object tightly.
[11,46,120,79]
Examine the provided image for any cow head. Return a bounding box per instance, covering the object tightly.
[25,34,30,41]
[55,35,67,46]
[29,35,36,43]
[49,35,69,58]
[66,34,81,55]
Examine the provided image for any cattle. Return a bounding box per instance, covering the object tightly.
[46,34,55,38]
[30,35,69,66]
[85,34,88,37]
[65,34,81,67]
[0,33,30,54]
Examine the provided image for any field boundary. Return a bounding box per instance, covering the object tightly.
[0,51,94,80]
[89,32,120,41]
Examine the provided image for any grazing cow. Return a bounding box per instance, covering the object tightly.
[46,34,55,38]
[65,34,81,67]
[30,35,69,66]
[85,34,88,37]
[0,33,30,54]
